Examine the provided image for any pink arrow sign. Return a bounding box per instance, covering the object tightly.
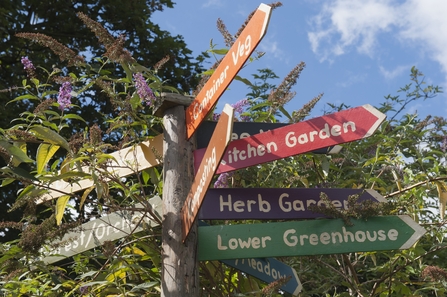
[194,104,385,174]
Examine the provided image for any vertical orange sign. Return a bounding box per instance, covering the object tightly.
[182,104,234,241]
[185,3,272,139]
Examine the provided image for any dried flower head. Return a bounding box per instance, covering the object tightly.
[292,93,323,123]
[77,12,115,47]
[262,275,291,295]
[77,12,133,64]
[217,18,235,48]
[268,2,283,9]
[154,55,171,72]
[104,34,133,64]
[133,72,156,106]
[7,129,38,142]
[34,98,56,115]
[421,265,447,282]
[0,146,11,164]
[21,56,36,78]
[69,132,85,154]
[16,33,84,66]
[268,62,305,113]
[95,79,117,101]
[89,123,103,145]
[57,82,72,110]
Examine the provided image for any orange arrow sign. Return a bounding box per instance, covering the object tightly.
[182,104,234,241]
[185,3,272,139]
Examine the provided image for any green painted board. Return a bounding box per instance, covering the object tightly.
[198,215,425,261]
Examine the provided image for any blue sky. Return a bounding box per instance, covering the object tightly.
[153,0,447,121]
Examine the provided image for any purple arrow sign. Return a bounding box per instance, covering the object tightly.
[198,188,385,220]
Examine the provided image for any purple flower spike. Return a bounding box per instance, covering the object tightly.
[133,72,156,106]
[214,172,234,188]
[57,82,72,110]
[21,56,35,71]
[21,56,36,78]
[231,98,249,114]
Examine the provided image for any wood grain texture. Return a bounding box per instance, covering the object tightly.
[161,105,198,296]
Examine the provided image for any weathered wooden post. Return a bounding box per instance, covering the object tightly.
[157,94,199,296]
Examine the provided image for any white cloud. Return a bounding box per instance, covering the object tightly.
[308,0,398,61]
[336,72,367,88]
[307,0,447,81]
[398,1,447,77]
[379,65,409,80]
[202,0,224,8]
[259,37,288,63]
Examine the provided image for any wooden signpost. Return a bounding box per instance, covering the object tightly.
[185,4,272,139]
[198,188,386,220]
[196,120,341,153]
[19,2,427,295]
[181,105,234,241]
[222,258,302,296]
[42,196,162,264]
[193,104,386,174]
[198,215,426,261]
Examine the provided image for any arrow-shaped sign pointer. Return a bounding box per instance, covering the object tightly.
[222,258,302,296]
[198,216,426,261]
[198,188,386,220]
[194,104,386,174]
[182,104,234,241]
[185,4,272,139]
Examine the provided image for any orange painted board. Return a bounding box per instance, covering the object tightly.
[185,3,271,139]
[182,104,234,241]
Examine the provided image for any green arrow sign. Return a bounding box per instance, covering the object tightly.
[198,216,425,261]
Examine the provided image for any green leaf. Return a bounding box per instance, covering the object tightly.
[0,140,34,164]
[208,48,229,55]
[41,90,58,97]
[7,94,40,104]
[234,75,253,87]
[1,178,15,187]
[62,114,86,122]
[142,169,150,185]
[279,105,292,121]
[55,195,70,225]
[79,186,95,210]
[30,78,40,87]
[30,126,71,152]
[36,143,60,174]
[201,69,215,76]
[46,171,91,183]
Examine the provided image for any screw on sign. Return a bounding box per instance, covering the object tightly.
[181,104,234,241]
[185,3,272,139]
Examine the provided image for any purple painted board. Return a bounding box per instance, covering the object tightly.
[198,188,385,220]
